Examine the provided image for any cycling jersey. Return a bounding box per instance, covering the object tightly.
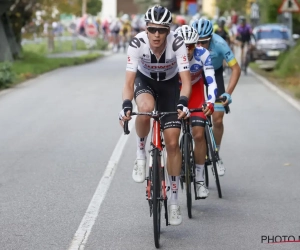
[237,24,252,42]
[188,47,217,123]
[207,33,237,70]
[126,31,190,81]
[185,47,217,102]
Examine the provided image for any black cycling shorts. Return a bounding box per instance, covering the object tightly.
[204,66,225,96]
[134,70,181,130]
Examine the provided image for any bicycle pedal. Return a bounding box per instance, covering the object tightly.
[196,196,207,200]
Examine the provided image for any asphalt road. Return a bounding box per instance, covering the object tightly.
[1,52,300,250]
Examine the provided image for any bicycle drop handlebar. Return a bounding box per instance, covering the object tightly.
[123,96,230,135]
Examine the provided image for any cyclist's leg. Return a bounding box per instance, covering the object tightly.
[132,71,155,183]
[159,75,182,225]
[211,67,225,147]
[211,67,226,175]
[189,79,209,198]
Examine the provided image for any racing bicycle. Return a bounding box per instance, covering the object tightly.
[124,106,177,249]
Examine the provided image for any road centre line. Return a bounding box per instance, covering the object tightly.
[68,114,136,250]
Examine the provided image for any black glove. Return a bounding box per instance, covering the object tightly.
[119,99,132,120]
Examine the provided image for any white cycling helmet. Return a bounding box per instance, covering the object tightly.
[144,5,172,26]
[175,25,199,44]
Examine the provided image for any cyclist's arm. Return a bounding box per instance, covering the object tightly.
[178,70,191,98]
[200,49,217,103]
[226,62,240,95]
[221,43,241,96]
[122,42,139,101]
[175,36,191,98]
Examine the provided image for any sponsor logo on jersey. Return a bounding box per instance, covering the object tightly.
[190,64,202,73]
[225,51,232,60]
[204,56,212,66]
[141,61,177,70]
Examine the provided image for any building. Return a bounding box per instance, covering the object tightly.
[101,0,139,18]
[100,0,218,19]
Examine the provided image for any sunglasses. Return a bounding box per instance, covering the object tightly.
[147,27,169,34]
[186,44,195,50]
[197,38,211,45]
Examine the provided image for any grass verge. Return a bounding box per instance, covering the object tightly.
[0,51,102,89]
[249,42,300,100]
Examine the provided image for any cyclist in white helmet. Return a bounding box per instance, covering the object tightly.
[119,5,192,226]
[175,25,217,198]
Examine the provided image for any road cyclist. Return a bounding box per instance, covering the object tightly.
[175,25,217,199]
[192,18,241,177]
[119,5,192,226]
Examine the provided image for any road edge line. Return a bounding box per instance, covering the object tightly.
[248,68,300,112]
[68,115,136,250]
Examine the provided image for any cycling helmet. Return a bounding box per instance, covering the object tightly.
[192,18,213,38]
[144,5,172,26]
[218,16,226,26]
[175,25,199,44]
[239,15,246,22]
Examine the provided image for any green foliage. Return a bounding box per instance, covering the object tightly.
[22,38,108,55]
[0,62,14,88]
[1,51,101,88]
[216,0,248,15]
[275,42,300,77]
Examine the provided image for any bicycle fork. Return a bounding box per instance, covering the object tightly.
[146,148,169,226]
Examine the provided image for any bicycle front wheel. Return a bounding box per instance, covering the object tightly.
[152,148,161,248]
[205,127,222,198]
[183,133,193,218]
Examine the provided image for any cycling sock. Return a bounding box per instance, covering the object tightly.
[136,135,147,159]
[195,164,204,182]
[169,175,179,205]
[216,145,221,152]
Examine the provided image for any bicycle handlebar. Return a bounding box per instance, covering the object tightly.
[123,111,178,135]
[215,96,230,114]
[123,97,230,134]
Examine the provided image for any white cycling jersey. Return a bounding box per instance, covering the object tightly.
[126,31,190,81]
[189,47,217,103]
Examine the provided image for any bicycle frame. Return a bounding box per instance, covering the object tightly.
[147,113,167,201]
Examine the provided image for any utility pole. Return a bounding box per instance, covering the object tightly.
[82,0,87,16]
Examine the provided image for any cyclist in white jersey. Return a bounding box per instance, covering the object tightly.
[175,25,217,198]
[119,5,191,226]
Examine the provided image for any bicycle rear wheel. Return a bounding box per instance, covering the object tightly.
[152,148,161,248]
[205,127,222,198]
[183,133,193,218]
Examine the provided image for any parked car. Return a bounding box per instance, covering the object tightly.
[247,23,298,69]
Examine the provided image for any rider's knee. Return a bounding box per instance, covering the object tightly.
[165,139,178,154]
[137,100,153,113]
[193,130,205,143]
[213,118,224,128]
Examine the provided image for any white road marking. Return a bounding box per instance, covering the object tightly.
[249,68,300,112]
[68,116,136,250]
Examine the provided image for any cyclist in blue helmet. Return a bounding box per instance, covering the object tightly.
[192,18,241,177]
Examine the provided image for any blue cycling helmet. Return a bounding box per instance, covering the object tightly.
[192,18,213,38]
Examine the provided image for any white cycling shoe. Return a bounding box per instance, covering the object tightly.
[168,205,182,226]
[196,181,209,199]
[132,159,146,183]
[216,159,226,176]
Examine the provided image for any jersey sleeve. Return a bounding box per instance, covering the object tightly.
[126,37,141,72]
[198,48,217,103]
[219,38,237,67]
[173,35,190,72]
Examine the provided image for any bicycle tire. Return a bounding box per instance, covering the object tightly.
[205,127,222,198]
[183,133,193,218]
[152,148,161,248]
[204,162,209,188]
